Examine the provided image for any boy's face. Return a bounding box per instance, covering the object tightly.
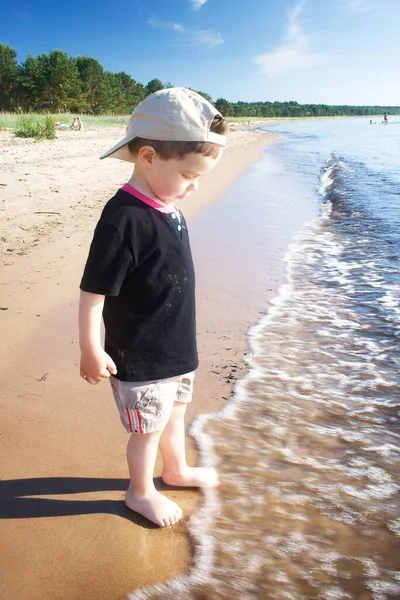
[146,151,221,204]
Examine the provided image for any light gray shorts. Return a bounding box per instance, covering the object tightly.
[110,371,195,434]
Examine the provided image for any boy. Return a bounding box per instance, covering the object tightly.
[79,88,227,527]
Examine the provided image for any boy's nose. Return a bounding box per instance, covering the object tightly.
[188,179,199,192]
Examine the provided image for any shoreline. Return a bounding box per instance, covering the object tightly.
[0,126,277,599]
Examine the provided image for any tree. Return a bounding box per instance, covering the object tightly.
[145,78,165,96]
[20,50,83,112]
[74,56,108,114]
[18,55,42,111]
[261,105,275,118]
[104,71,146,114]
[193,89,213,103]
[215,97,231,116]
[0,44,19,111]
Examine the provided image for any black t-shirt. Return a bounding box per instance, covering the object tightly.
[80,188,198,381]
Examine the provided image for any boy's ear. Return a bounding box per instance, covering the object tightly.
[137,145,156,166]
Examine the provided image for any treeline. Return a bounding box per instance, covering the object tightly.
[217,99,400,118]
[1,43,399,117]
[0,44,169,114]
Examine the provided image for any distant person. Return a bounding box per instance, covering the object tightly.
[79,88,227,527]
[71,117,83,131]
[383,112,388,124]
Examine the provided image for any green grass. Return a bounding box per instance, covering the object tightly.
[0,112,43,129]
[0,112,129,130]
[80,114,128,127]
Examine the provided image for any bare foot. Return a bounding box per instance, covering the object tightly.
[162,466,219,488]
[125,486,182,527]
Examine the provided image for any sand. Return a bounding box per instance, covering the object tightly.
[0,123,276,600]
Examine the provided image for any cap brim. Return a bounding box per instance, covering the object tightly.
[99,134,136,161]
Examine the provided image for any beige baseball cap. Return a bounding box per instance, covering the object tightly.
[100,87,226,162]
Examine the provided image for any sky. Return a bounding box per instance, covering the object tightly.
[1,0,400,105]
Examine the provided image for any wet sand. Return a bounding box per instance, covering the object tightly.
[0,124,276,599]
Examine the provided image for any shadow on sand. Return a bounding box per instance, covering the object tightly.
[0,476,173,529]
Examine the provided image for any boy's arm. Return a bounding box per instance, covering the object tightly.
[79,290,117,385]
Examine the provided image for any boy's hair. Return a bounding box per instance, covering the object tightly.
[127,116,228,160]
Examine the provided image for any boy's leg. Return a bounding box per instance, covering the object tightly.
[159,402,219,488]
[125,430,183,527]
[110,374,217,527]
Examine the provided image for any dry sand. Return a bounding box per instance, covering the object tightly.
[0,124,276,600]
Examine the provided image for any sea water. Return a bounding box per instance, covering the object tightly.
[130,117,400,600]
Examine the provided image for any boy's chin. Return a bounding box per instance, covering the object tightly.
[176,193,191,201]
[158,193,190,203]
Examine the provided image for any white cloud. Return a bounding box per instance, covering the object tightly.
[189,0,208,10]
[254,0,323,78]
[189,29,224,48]
[147,17,223,49]
[147,17,183,31]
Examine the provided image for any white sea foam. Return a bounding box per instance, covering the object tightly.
[380,290,400,312]
[319,165,335,196]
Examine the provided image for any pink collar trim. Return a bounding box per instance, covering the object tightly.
[122,183,177,214]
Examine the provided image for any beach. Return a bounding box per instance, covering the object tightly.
[0,123,277,600]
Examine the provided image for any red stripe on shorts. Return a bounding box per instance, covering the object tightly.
[126,408,134,433]
[135,410,143,434]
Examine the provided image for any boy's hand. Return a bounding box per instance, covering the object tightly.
[80,348,117,385]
